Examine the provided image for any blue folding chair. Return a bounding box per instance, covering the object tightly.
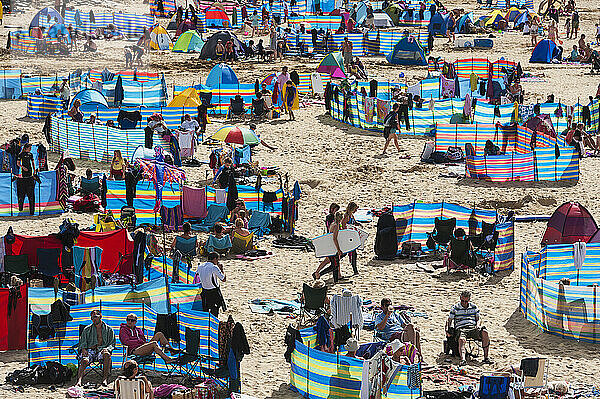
[479,375,510,399]
[248,210,271,238]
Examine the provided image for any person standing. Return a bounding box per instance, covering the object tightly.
[251,11,260,37]
[16,143,36,215]
[341,201,360,275]
[530,17,539,46]
[341,37,353,70]
[382,103,402,155]
[194,252,226,317]
[285,81,297,120]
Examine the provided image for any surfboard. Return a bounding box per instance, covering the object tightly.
[312,229,361,258]
[311,72,324,95]
[348,225,369,250]
[354,208,373,223]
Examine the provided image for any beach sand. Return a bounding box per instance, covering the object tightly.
[0,0,600,397]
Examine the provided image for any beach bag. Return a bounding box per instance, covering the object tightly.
[401,241,421,257]
[36,361,72,385]
[374,211,397,260]
[73,193,100,212]
[445,146,464,161]
[6,365,40,385]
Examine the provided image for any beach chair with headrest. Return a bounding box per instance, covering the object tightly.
[248,210,271,238]
[231,232,255,254]
[298,283,328,327]
[80,176,101,195]
[4,254,29,276]
[115,376,148,399]
[167,327,201,381]
[193,204,229,232]
[251,98,267,120]
[515,358,549,393]
[69,324,105,380]
[426,217,457,251]
[470,221,498,252]
[444,236,477,274]
[227,96,246,120]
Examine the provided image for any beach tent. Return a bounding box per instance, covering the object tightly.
[168,87,202,107]
[505,7,523,22]
[485,10,507,29]
[428,12,450,36]
[172,30,205,52]
[47,23,71,43]
[71,88,109,113]
[205,6,230,28]
[166,13,179,30]
[149,25,173,50]
[317,52,346,78]
[384,4,402,26]
[206,63,239,87]
[515,10,535,27]
[199,30,245,60]
[456,12,474,33]
[355,1,367,24]
[386,36,427,65]
[176,19,195,36]
[530,39,560,63]
[373,12,394,28]
[541,202,598,245]
[29,7,63,30]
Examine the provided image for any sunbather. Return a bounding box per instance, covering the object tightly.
[445,290,492,365]
[205,223,232,255]
[119,313,178,364]
[76,310,115,386]
[375,298,422,361]
[117,360,154,399]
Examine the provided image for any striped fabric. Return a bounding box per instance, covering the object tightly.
[114,13,156,36]
[206,185,283,215]
[49,115,172,162]
[521,244,600,343]
[290,339,421,399]
[150,0,176,16]
[0,171,63,217]
[106,180,181,225]
[473,102,515,125]
[146,249,196,284]
[538,103,569,133]
[64,9,96,33]
[87,69,161,83]
[9,31,37,54]
[454,58,492,80]
[435,124,516,153]
[63,11,154,36]
[288,15,343,30]
[0,69,23,99]
[28,298,219,371]
[21,75,63,96]
[26,95,63,119]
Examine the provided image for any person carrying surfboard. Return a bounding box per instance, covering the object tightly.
[342,202,360,276]
[313,211,344,283]
[312,203,341,280]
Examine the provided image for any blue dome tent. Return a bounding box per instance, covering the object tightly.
[456,12,473,33]
[71,88,110,113]
[386,36,427,65]
[530,39,561,63]
[205,64,239,88]
[29,7,63,30]
[47,23,71,43]
[428,12,450,36]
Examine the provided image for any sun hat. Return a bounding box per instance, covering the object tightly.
[346,338,359,352]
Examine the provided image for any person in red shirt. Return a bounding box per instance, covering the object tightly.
[119,313,179,363]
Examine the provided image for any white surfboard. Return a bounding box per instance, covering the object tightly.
[354,208,373,223]
[312,229,361,258]
[311,72,324,96]
[348,224,369,250]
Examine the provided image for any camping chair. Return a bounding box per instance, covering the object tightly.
[35,248,62,278]
[251,98,267,120]
[120,348,156,374]
[167,327,201,382]
[297,283,328,327]
[4,254,29,276]
[231,232,255,254]
[479,375,510,399]
[470,221,498,253]
[514,358,549,394]
[426,217,457,252]
[444,237,477,274]
[80,176,101,195]
[193,204,229,232]
[115,377,149,399]
[69,325,105,380]
[444,326,482,360]
[118,117,140,130]
[247,210,271,238]
[227,97,246,120]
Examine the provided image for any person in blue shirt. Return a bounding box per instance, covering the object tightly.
[375,298,422,359]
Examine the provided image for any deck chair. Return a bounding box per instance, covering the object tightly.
[426,217,457,251]
[231,232,255,254]
[298,283,327,327]
[167,327,201,381]
[479,375,510,399]
[115,377,148,399]
[193,204,229,232]
[227,96,246,120]
[247,210,271,238]
[515,358,549,393]
[444,237,477,273]
[80,177,101,195]
[4,254,29,276]
[36,248,61,277]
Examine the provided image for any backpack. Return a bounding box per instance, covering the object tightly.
[374,211,397,260]
[37,361,72,385]
[383,110,397,127]
[445,146,464,161]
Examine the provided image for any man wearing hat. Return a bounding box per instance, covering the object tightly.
[344,338,360,359]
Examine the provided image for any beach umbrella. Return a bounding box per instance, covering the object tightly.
[211,125,259,145]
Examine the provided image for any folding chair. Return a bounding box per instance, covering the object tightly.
[470,221,499,253]
[121,347,156,374]
[80,177,101,195]
[36,248,61,277]
[426,217,457,252]
[115,377,148,399]
[247,210,271,238]
[479,375,510,399]
[4,254,29,276]
[251,98,267,120]
[227,96,246,120]
[514,358,549,395]
[297,283,327,327]
[69,325,104,380]
[444,237,477,274]
[167,327,201,381]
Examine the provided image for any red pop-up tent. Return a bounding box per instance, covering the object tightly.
[541,202,598,245]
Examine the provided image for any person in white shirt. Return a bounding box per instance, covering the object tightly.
[193,252,226,316]
[180,114,199,133]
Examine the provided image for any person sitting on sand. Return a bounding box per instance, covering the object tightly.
[568,45,580,62]
[76,310,115,386]
[388,338,421,365]
[445,290,492,366]
[116,360,154,399]
[375,298,423,361]
[82,36,97,52]
[344,338,362,359]
[119,313,179,364]
[68,99,84,122]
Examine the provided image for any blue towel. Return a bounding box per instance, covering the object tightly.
[192,204,228,232]
[248,211,271,237]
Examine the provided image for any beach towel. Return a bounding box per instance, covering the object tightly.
[376,99,390,125]
[182,186,207,219]
[248,298,300,314]
[192,204,228,232]
[231,232,255,254]
[160,204,183,231]
[441,76,455,98]
[364,97,375,123]
[235,250,273,261]
[248,211,271,237]
[215,189,227,204]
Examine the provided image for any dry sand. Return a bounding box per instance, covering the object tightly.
[1,0,600,397]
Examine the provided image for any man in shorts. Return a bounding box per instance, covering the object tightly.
[375,298,422,358]
[76,310,116,386]
[446,290,492,365]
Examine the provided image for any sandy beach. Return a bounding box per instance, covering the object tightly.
[1,0,600,397]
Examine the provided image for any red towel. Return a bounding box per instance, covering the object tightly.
[182,185,208,219]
